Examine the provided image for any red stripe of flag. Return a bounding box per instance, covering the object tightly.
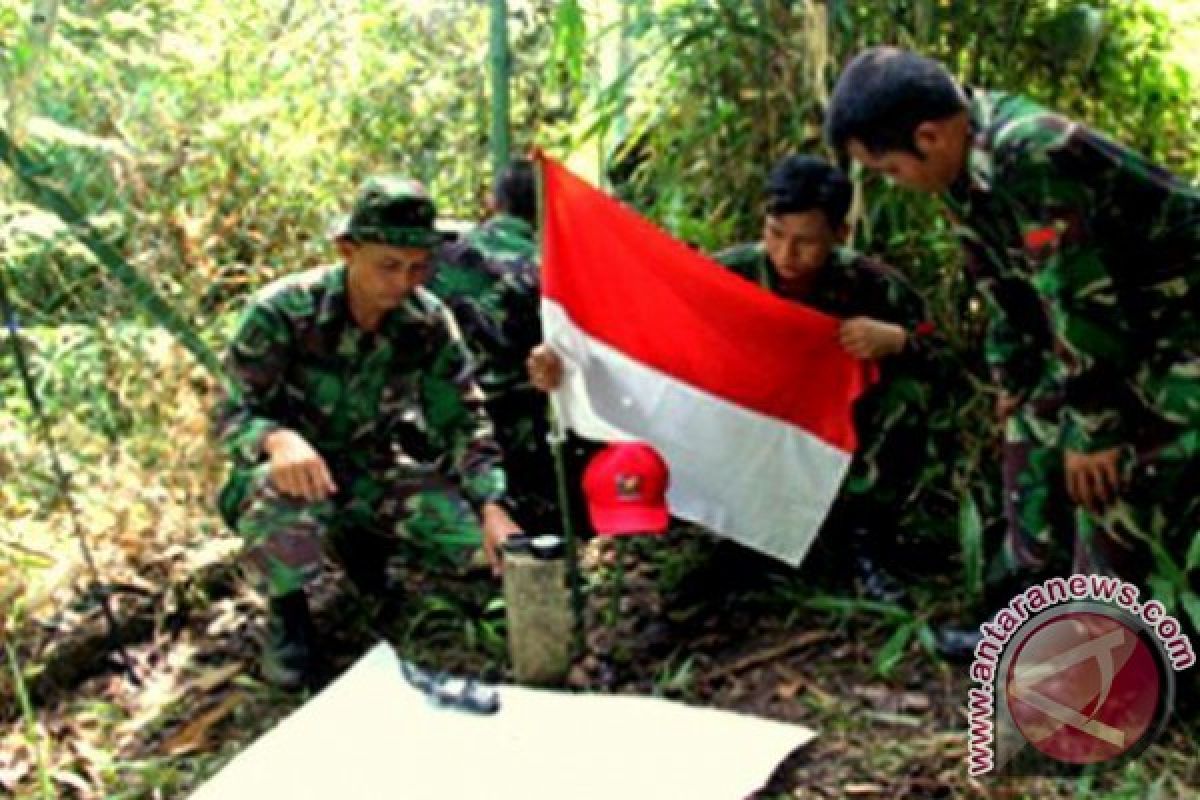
[537,154,871,452]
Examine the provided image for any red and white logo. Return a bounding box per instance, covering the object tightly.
[1002,607,1168,766]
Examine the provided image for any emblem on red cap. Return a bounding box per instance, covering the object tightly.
[582,443,670,536]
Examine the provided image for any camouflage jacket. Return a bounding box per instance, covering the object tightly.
[951,219,1056,399]
[713,242,940,376]
[944,90,1200,452]
[214,264,507,508]
[428,214,542,401]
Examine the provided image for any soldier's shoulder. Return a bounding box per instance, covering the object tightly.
[251,265,340,317]
[430,240,494,299]
[712,241,764,270]
[435,236,487,269]
[253,266,338,309]
[841,248,907,284]
[469,215,537,259]
[984,92,1077,176]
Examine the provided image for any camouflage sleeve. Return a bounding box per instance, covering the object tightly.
[420,295,508,509]
[955,228,1051,395]
[213,298,291,466]
[492,261,543,372]
[430,245,542,398]
[997,135,1137,453]
[870,261,942,367]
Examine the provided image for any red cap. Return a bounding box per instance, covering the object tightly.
[582,443,670,536]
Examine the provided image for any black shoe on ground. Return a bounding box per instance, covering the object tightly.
[847,527,908,605]
[263,591,317,690]
[934,624,984,662]
[853,553,908,604]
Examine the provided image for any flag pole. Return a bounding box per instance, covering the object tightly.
[533,151,587,658]
[548,404,586,657]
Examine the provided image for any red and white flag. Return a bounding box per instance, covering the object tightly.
[538,155,872,565]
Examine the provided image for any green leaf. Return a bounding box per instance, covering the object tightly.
[550,0,586,86]
[875,620,916,677]
[915,621,939,659]
[959,491,984,602]
[0,128,229,387]
[1148,538,1185,586]
[805,594,910,620]
[1147,573,1177,612]
[1186,533,1200,573]
[1179,592,1200,635]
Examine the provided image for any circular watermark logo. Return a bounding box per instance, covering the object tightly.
[1000,603,1173,768]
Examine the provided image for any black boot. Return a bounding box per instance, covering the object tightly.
[850,527,907,604]
[936,568,1050,662]
[330,529,397,599]
[263,591,317,690]
[933,625,984,662]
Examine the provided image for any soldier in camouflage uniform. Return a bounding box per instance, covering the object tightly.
[427,160,560,533]
[715,155,943,601]
[214,176,522,687]
[828,48,1200,645]
[954,222,1085,588]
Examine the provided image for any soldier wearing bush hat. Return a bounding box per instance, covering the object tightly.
[214,175,522,688]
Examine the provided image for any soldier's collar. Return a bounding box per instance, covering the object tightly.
[828,245,858,273]
[326,263,419,336]
[962,88,997,195]
[321,264,351,323]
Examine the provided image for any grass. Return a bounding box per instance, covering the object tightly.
[5,642,54,799]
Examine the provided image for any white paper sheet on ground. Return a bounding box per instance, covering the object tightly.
[192,642,815,800]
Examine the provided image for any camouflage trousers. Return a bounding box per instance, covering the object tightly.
[830,373,931,536]
[487,389,559,533]
[998,398,1200,612]
[487,389,600,540]
[218,462,481,598]
[997,398,1082,579]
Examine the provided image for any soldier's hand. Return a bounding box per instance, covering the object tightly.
[480,502,522,576]
[527,344,565,392]
[996,392,1022,423]
[1064,447,1122,514]
[838,317,907,360]
[264,429,338,503]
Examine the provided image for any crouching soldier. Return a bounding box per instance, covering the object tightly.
[713,155,945,601]
[213,176,522,688]
[428,159,559,533]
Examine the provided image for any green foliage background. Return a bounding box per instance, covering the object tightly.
[1,2,1198,796]
[2,0,1198,609]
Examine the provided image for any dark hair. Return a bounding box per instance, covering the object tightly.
[494,158,536,225]
[825,47,967,157]
[763,155,853,227]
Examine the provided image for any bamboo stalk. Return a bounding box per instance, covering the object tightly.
[489,0,512,178]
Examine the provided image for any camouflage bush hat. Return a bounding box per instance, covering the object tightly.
[330,175,441,248]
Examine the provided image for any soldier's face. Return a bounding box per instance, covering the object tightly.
[762,210,844,283]
[848,142,941,192]
[340,240,433,312]
[847,121,966,193]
